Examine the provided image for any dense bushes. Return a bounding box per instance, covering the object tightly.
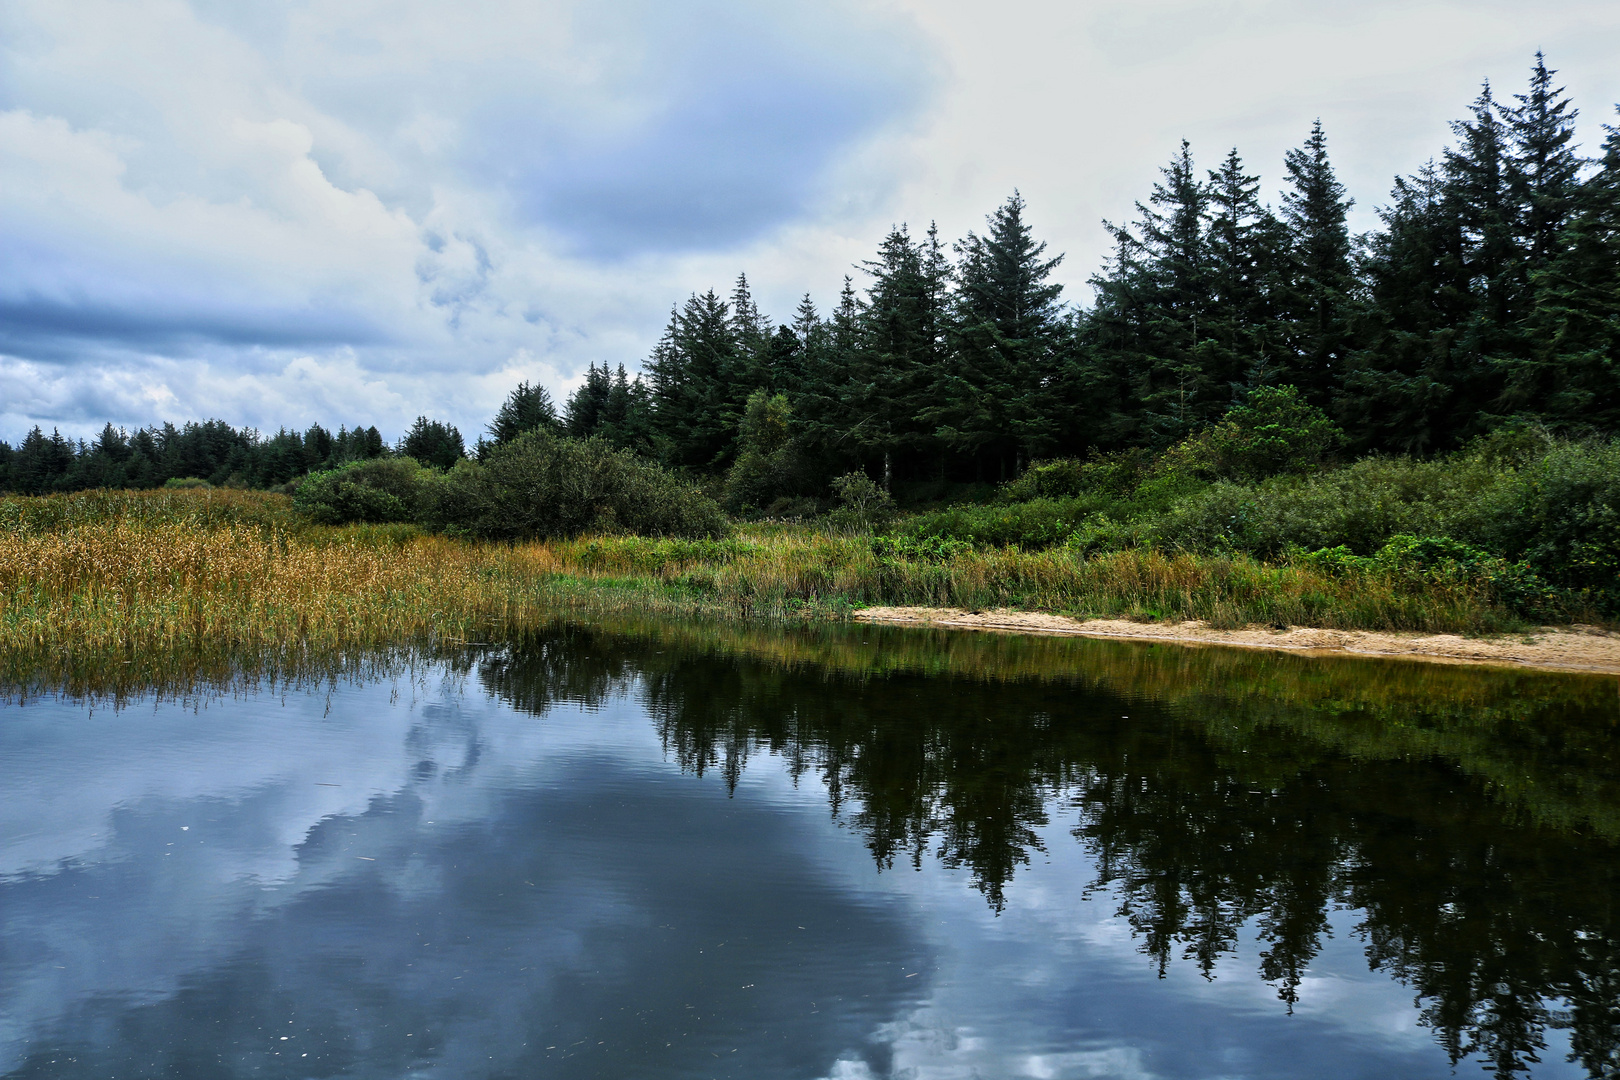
[294,458,437,525]
[450,430,725,540]
[294,432,725,541]
[882,432,1620,619]
[1476,440,1620,610]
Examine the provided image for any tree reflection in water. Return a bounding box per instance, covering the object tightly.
[475,620,1620,1078]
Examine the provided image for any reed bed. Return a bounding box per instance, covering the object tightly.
[2,490,1541,675]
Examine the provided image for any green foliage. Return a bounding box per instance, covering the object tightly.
[485,381,559,448]
[724,391,808,513]
[870,535,973,563]
[998,450,1151,502]
[400,417,466,470]
[902,498,1090,549]
[1475,439,1620,609]
[827,470,895,533]
[293,458,437,525]
[162,477,212,490]
[445,430,726,541]
[1289,535,1570,622]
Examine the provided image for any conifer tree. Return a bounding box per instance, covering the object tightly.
[935,192,1065,473]
[644,290,746,469]
[485,381,560,450]
[1445,83,1517,364]
[1278,121,1355,405]
[1526,111,1620,432]
[402,418,466,469]
[1496,54,1587,416]
[1204,148,1286,390]
[1342,163,1476,452]
[1505,54,1583,274]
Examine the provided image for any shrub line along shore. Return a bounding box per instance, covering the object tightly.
[853,607,1620,674]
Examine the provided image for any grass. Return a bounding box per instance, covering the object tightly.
[1,487,1567,683]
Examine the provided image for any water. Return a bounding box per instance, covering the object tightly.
[3,620,1618,1079]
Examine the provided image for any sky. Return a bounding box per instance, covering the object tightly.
[3,0,1620,445]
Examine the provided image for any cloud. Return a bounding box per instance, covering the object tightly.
[0,0,937,440]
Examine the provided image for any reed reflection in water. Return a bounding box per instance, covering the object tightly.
[2,618,1617,1079]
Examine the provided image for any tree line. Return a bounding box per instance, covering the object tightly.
[613,53,1619,501]
[5,54,1615,501]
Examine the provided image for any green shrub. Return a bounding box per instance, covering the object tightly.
[162,476,212,490]
[900,497,1087,548]
[1285,535,1570,621]
[443,430,725,541]
[826,471,895,533]
[293,458,435,524]
[999,449,1152,502]
[724,392,810,513]
[1155,454,1515,557]
[1475,439,1620,611]
[870,535,973,563]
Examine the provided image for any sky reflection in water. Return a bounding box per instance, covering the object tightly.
[2,623,1615,1079]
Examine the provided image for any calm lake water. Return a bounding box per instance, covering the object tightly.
[3,620,1619,1079]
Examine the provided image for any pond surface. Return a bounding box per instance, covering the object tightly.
[3,620,1619,1079]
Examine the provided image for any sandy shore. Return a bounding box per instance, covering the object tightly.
[852,606,1620,675]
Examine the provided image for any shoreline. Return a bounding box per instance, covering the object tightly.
[852,606,1620,675]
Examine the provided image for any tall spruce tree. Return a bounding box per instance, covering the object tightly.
[1444,81,1517,399]
[1497,54,1587,416]
[852,225,950,486]
[1278,121,1355,405]
[1342,163,1477,452]
[644,290,747,470]
[1527,111,1620,432]
[934,192,1065,474]
[1204,148,1287,391]
[1088,145,1222,444]
[482,380,559,460]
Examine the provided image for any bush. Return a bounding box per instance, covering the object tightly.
[826,471,895,533]
[162,476,212,490]
[900,497,1086,548]
[870,535,973,563]
[293,458,435,524]
[1475,439,1620,612]
[444,430,725,541]
[1161,385,1343,482]
[724,392,810,513]
[1155,454,1514,557]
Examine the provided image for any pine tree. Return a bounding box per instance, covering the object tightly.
[1342,163,1478,452]
[1278,121,1356,405]
[1506,54,1583,273]
[1088,146,1221,444]
[564,363,613,438]
[729,272,772,388]
[1444,82,1517,379]
[1497,54,1587,416]
[1204,148,1286,391]
[934,192,1065,473]
[486,381,560,450]
[13,427,75,494]
[644,290,745,470]
[1526,111,1620,432]
[401,418,466,469]
[851,225,950,484]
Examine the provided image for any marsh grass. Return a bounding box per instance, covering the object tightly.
[2,489,1557,684]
